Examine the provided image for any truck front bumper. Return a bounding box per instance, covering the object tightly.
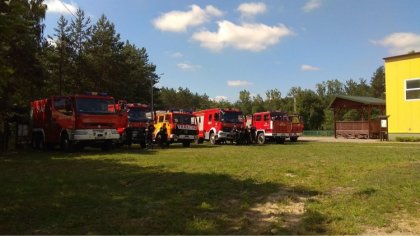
[217,131,234,140]
[269,133,289,138]
[290,133,302,138]
[169,134,197,142]
[70,129,120,141]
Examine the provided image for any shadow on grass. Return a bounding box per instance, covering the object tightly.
[1,151,322,234]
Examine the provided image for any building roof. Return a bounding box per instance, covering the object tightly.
[383,52,420,61]
[329,95,385,109]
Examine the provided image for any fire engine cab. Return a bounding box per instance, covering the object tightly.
[249,111,290,144]
[194,108,244,144]
[30,92,120,151]
[116,102,152,148]
[153,110,198,147]
[288,114,304,142]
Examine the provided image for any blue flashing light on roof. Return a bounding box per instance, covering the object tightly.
[84,92,109,96]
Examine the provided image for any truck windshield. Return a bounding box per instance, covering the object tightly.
[173,114,194,124]
[128,108,151,122]
[75,98,116,115]
[221,112,243,123]
[271,112,288,121]
[290,116,301,123]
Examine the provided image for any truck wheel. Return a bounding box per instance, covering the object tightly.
[182,141,190,147]
[32,134,38,149]
[209,133,216,145]
[101,141,113,151]
[290,137,298,142]
[38,134,45,150]
[61,134,72,152]
[257,133,265,145]
[276,137,285,144]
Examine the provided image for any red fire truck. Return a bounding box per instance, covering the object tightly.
[30,92,120,151]
[248,111,290,144]
[116,102,152,148]
[288,114,304,142]
[194,108,244,144]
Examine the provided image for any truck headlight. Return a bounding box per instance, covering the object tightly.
[111,129,119,134]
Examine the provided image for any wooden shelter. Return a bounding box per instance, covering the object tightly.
[329,95,386,139]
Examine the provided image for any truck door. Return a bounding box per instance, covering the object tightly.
[263,114,270,129]
[51,96,74,143]
[198,115,204,131]
[254,114,262,131]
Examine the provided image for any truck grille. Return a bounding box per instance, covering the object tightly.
[175,129,197,136]
[222,127,232,132]
[84,123,114,128]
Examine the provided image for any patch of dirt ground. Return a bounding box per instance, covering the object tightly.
[364,214,420,235]
[235,188,316,234]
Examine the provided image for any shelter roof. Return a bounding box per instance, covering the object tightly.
[383,52,420,62]
[329,95,385,109]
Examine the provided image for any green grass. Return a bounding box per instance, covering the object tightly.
[1,142,419,234]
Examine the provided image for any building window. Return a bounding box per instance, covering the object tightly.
[406,79,420,100]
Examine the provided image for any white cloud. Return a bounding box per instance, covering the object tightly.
[45,0,77,14]
[303,0,322,12]
[177,63,202,71]
[227,80,253,87]
[301,64,320,71]
[210,96,229,102]
[47,37,57,47]
[237,2,267,18]
[372,32,420,55]
[153,5,223,33]
[171,52,183,58]
[192,20,293,52]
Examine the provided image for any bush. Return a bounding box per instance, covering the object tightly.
[395,136,420,142]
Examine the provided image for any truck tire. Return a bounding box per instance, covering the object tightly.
[209,132,216,145]
[257,133,265,145]
[32,133,38,149]
[101,141,113,151]
[276,137,285,144]
[38,134,45,150]
[290,137,298,142]
[182,141,191,147]
[61,134,72,152]
[32,133,45,150]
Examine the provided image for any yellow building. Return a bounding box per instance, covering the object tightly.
[384,52,420,140]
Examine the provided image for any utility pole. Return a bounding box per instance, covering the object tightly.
[150,73,164,121]
[150,77,154,120]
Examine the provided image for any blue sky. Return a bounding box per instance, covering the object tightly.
[43,0,420,101]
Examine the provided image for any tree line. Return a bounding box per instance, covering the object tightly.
[158,67,384,130]
[0,0,385,132]
[1,1,158,126]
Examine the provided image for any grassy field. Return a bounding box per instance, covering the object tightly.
[1,141,419,234]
